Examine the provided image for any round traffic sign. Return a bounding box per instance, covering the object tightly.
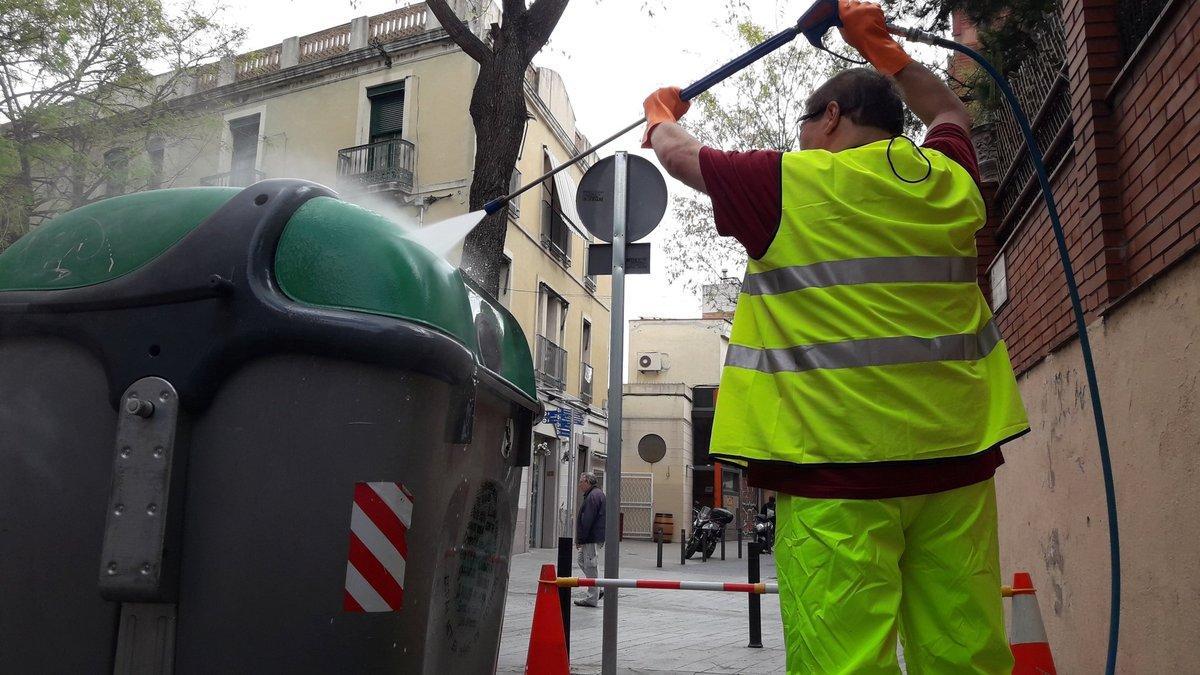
[576,154,667,243]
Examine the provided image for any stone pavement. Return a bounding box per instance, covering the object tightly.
[497,539,787,674]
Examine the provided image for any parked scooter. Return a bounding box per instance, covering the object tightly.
[685,505,735,560]
[754,513,775,554]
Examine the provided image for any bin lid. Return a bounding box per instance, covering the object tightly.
[0,188,537,403]
[0,188,239,291]
[275,196,537,401]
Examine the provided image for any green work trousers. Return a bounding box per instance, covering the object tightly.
[775,478,1012,674]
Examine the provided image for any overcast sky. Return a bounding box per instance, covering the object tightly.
[214,0,852,322]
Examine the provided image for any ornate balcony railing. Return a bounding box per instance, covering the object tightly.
[535,334,567,390]
[336,138,415,192]
[982,9,1073,230]
[199,169,265,187]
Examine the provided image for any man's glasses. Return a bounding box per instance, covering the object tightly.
[800,103,855,124]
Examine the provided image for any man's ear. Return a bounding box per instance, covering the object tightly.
[822,101,842,136]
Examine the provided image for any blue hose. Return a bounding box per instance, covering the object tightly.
[900,31,1121,675]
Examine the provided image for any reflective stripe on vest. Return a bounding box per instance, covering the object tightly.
[741,256,977,296]
[725,320,1001,373]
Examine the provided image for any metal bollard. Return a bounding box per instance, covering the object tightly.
[747,542,763,648]
[738,525,743,559]
[721,534,726,561]
[558,536,573,655]
[680,528,686,565]
[656,528,663,569]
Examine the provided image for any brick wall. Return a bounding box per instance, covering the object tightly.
[1111,1,1200,289]
[970,0,1198,373]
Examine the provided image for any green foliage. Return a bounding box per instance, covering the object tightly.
[0,0,243,250]
[890,0,1060,76]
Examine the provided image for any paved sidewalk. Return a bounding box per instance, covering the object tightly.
[498,539,786,674]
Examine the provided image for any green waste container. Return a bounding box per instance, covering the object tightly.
[0,180,540,673]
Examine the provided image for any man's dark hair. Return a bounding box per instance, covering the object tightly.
[805,67,905,136]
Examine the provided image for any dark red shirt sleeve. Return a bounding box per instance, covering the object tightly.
[921,123,981,184]
[698,147,783,259]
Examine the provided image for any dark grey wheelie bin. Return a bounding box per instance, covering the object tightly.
[0,179,540,673]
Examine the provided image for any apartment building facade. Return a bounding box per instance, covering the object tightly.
[617,280,773,542]
[64,3,611,555]
[958,0,1199,670]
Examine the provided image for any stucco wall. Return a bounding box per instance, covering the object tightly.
[622,384,693,540]
[628,319,729,387]
[996,250,1200,673]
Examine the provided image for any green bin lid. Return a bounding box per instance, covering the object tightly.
[0,188,239,291]
[0,188,537,402]
[275,196,537,401]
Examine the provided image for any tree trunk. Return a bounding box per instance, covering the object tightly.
[459,37,532,294]
[424,0,572,297]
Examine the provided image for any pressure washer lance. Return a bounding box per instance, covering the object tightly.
[480,0,842,216]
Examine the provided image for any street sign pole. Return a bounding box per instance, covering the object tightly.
[601,151,628,675]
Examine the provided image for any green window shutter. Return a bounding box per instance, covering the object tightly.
[369,87,405,138]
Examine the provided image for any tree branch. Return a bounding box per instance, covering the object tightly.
[522,0,570,61]
[502,0,527,16]
[426,0,492,65]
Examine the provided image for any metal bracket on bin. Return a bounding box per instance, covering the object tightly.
[100,377,186,602]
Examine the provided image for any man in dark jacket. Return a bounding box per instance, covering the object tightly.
[574,472,605,607]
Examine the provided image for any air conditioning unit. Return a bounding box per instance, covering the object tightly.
[637,352,664,371]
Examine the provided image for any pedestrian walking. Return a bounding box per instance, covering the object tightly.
[641,1,1030,671]
[574,472,605,608]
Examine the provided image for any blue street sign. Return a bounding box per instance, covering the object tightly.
[544,409,573,439]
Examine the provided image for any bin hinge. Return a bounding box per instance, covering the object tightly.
[99,377,185,602]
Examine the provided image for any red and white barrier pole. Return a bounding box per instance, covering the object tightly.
[550,577,778,594]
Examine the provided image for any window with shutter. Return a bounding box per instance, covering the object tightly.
[368,84,405,141]
[229,114,260,187]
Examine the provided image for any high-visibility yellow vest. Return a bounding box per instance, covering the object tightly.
[710,138,1029,465]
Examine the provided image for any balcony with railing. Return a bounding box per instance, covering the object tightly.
[535,334,567,390]
[336,138,415,192]
[199,169,265,187]
[580,362,594,404]
[979,9,1072,232]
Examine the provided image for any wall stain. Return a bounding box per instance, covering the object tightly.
[1041,528,1066,616]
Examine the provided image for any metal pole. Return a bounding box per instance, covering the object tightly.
[558,536,573,656]
[656,530,663,569]
[601,151,629,675]
[721,534,726,561]
[738,522,743,559]
[680,528,686,566]
[747,543,763,648]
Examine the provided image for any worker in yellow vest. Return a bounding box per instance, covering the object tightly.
[643,1,1029,672]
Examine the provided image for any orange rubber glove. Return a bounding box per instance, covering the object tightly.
[641,86,691,148]
[838,0,913,76]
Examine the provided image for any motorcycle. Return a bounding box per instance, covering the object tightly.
[753,510,775,554]
[685,505,734,560]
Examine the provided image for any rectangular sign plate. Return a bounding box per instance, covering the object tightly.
[587,243,652,276]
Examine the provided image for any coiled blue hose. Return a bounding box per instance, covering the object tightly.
[890,26,1122,675]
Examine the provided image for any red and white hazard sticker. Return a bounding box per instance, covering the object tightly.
[343,481,413,613]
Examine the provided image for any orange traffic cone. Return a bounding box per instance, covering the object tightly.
[1007,572,1057,675]
[525,563,569,675]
